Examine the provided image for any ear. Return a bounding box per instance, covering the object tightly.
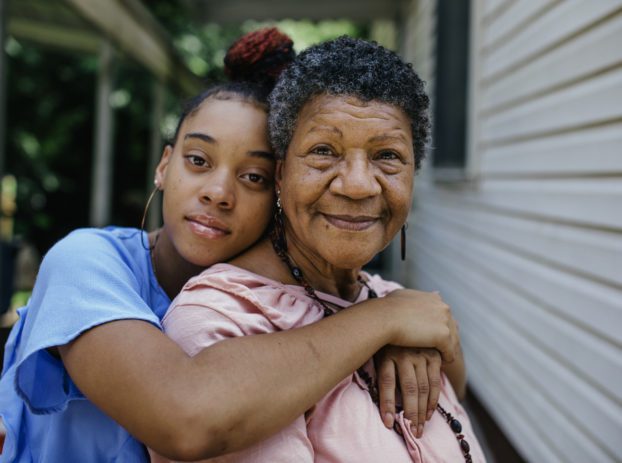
[155,145,173,189]
[275,160,284,191]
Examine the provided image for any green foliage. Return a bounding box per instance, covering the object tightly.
[243,19,364,52]
[150,2,366,81]
[5,40,162,253]
[6,41,95,253]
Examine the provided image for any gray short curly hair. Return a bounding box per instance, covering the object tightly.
[268,36,430,170]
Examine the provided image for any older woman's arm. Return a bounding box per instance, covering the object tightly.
[376,341,465,439]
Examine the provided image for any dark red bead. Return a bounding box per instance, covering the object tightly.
[460,439,470,454]
[450,419,462,433]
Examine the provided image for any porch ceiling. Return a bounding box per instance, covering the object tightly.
[7,0,203,95]
[8,0,100,54]
[6,0,403,95]
[181,0,405,22]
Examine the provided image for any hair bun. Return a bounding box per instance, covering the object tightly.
[224,27,295,87]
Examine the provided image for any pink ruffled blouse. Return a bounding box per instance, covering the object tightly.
[150,263,486,463]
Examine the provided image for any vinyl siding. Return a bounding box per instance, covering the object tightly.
[398,1,622,462]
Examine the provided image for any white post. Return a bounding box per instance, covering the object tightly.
[90,41,115,227]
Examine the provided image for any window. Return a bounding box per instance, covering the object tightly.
[432,0,471,176]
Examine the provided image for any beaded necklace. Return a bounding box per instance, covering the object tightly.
[269,230,472,462]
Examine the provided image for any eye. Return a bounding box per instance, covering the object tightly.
[185,154,207,167]
[376,150,400,161]
[310,145,334,156]
[240,171,272,188]
[243,173,266,184]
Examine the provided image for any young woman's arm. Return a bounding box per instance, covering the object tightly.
[60,288,454,460]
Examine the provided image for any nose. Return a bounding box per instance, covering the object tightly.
[330,153,381,199]
[199,168,235,209]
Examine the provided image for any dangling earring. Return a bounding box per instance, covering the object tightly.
[271,189,287,255]
[140,179,161,251]
[276,189,282,214]
[401,223,408,261]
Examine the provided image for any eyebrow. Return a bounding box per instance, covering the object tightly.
[184,132,216,143]
[248,150,275,161]
[184,132,273,161]
[307,125,343,137]
[368,133,408,144]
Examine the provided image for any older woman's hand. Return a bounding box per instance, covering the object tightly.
[375,346,441,437]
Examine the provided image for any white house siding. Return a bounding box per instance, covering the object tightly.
[398,1,622,462]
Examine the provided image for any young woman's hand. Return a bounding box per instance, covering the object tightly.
[375,346,442,437]
[383,289,459,363]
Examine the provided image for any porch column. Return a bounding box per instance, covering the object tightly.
[90,41,115,227]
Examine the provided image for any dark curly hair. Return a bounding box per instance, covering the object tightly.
[268,36,430,170]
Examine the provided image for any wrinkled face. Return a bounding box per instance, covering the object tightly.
[156,98,274,267]
[277,94,414,269]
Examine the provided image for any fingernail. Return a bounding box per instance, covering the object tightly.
[417,424,424,437]
[426,409,433,420]
[383,412,394,428]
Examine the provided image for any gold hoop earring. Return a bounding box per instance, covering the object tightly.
[140,185,160,251]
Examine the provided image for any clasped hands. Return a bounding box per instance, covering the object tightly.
[374,289,461,438]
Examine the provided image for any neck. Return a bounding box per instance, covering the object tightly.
[282,226,362,302]
[149,229,204,300]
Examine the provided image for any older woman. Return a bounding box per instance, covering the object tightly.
[160,37,484,462]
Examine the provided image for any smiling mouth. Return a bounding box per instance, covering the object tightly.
[322,214,379,231]
[185,216,231,239]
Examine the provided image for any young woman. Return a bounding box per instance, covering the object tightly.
[0,30,462,462]
[156,37,481,462]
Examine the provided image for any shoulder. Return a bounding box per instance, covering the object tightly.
[42,227,143,267]
[227,238,292,283]
[167,264,323,331]
[35,226,153,301]
[47,227,143,256]
[43,227,144,271]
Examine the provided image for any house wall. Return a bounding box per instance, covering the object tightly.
[398,1,622,461]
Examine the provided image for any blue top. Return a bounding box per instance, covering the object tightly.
[0,227,171,462]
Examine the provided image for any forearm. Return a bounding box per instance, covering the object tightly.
[182,300,392,457]
[61,300,394,460]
